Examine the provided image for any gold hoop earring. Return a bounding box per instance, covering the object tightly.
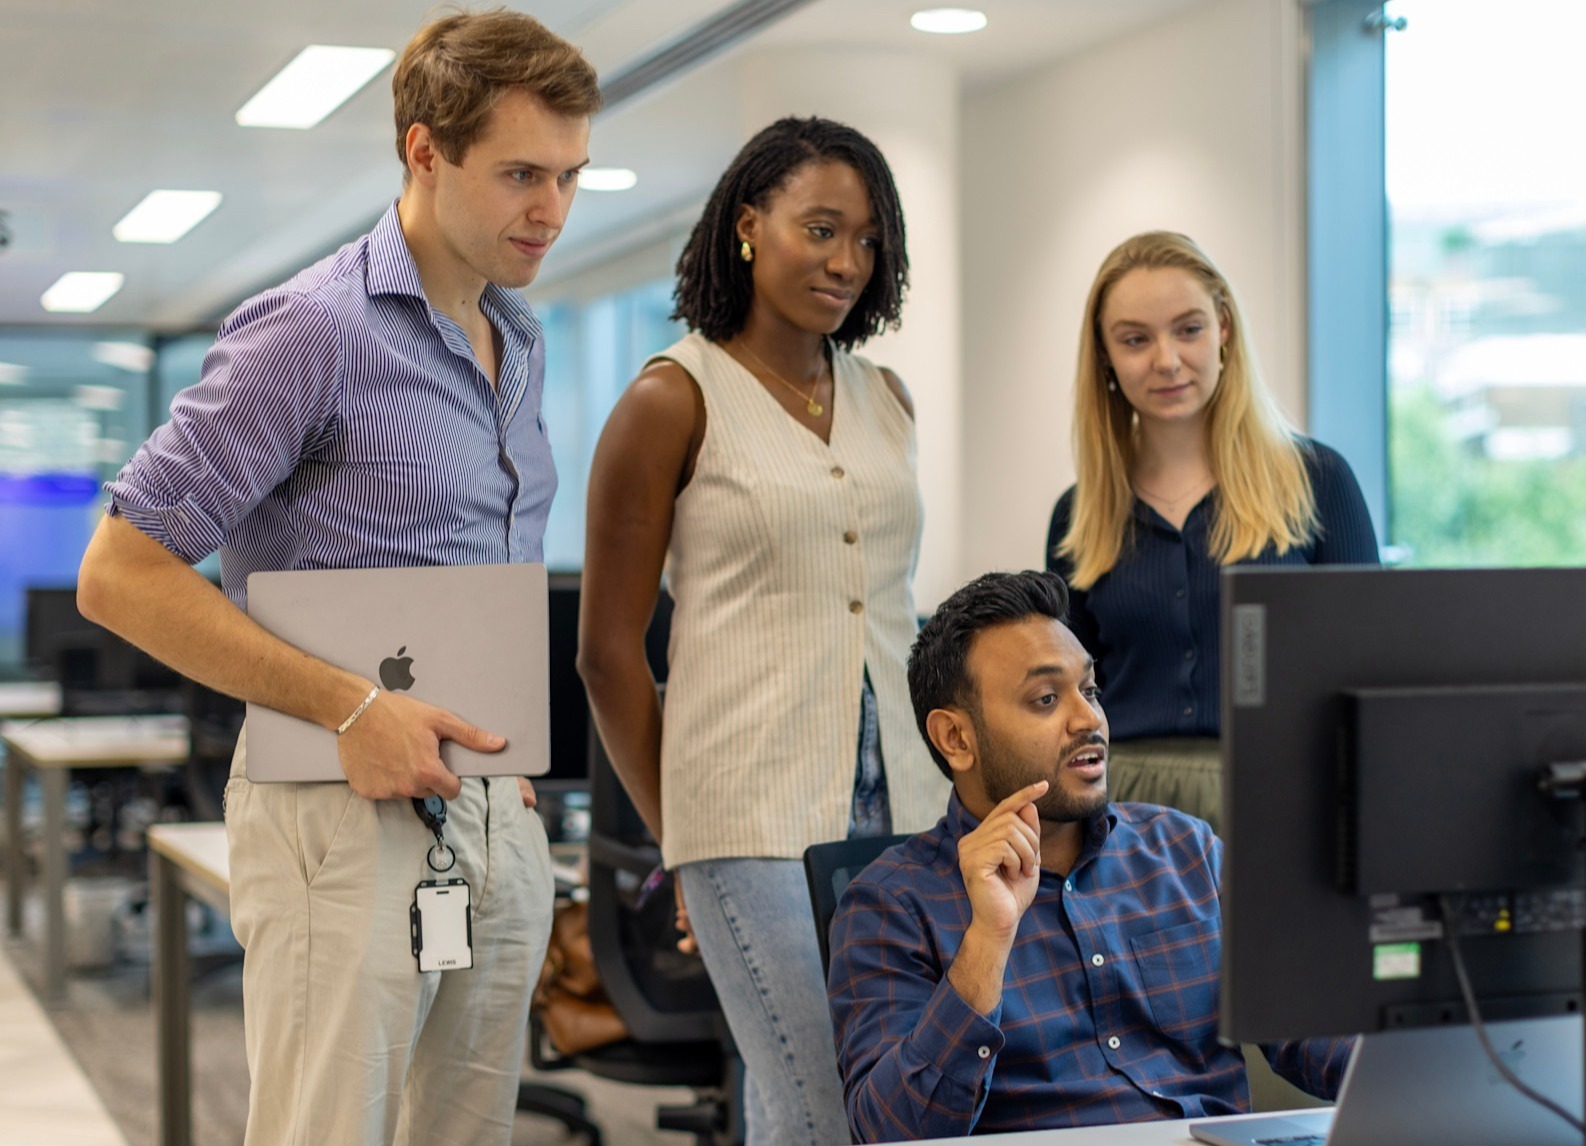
[740,240,754,263]
[1106,367,1118,393]
[1219,345,1226,367]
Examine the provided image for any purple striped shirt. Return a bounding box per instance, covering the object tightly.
[828,795,1352,1141]
[107,203,556,605]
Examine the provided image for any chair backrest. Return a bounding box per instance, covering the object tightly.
[802,833,912,978]
[584,714,725,1045]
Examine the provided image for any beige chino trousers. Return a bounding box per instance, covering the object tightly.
[224,728,553,1146]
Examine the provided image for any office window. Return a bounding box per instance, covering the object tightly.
[0,331,152,666]
[539,277,681,570]
[1384,0,1586,566]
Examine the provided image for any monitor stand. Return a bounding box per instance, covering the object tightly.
[1326,1014,1582,1146]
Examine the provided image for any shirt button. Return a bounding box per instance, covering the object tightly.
[1091,953,1105,967]
[1183,707,1193,717]
[1107,1036,1121,1050]
[1184,649,1194,660]
[849,601,864,615]
[1175,588,1186,599]
[831,465,846,479]
[1064,880,1074,892]
[843,530,858,545]
[977,1045,991,1060]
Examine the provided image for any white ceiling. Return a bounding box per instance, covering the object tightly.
[0,0,1199,332]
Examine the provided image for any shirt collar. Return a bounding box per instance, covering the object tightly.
[1133,492,1213,532]
[481,280,542,344]
[364,201,544,343]
[366,202,427,302]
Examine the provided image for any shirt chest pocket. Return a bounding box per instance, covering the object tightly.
[1127,917,1221,1049]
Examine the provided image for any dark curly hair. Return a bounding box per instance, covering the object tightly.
[908,571,1072,779]
[671,116,909,350]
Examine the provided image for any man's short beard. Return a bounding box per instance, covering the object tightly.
[972,709,1108,823]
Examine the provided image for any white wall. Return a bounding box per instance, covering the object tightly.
[958,0,1306,579]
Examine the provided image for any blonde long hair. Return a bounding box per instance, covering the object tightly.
[1058,232,1317,590]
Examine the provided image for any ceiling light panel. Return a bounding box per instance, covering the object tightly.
[910,8,989,34]
[235,45,397,130]
[113,190,223,244]
[41,273,125,314]
[92,342,156,373]
[579,167,638,192]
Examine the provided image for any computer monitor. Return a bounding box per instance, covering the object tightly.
[542,572,671,791]
[1218,566,1585,1143]
[24,584,182,706]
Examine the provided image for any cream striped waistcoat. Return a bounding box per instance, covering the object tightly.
[653,333,950,868]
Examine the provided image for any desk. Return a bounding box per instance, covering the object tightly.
[910,1109,1304,1145]
[0,680,63,718]
[146,822,227,1146]
[3,714,188,999]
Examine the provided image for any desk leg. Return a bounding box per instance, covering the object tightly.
[152,849,192,1146]
[4,751,20,937]
[42,767,66,1002]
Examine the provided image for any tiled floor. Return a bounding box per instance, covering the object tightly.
[0,941,128,1146]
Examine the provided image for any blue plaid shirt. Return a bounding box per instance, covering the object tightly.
[108,202,555,604]
[828,794,1351,1141]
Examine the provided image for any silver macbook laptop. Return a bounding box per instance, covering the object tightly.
[1190,1015,1582,1146]
[244,564,549,782]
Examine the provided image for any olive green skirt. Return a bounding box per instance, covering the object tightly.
[1105,736,1223,834]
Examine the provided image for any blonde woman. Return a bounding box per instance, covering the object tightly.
[1046,232,1377,831]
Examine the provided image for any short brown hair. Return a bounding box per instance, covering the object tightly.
[393,7,602,168]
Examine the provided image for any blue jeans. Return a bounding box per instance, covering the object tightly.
[678,858,852,1146]
[678,678,890,1144]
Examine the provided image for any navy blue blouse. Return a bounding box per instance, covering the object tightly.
[1045,440,1378,741]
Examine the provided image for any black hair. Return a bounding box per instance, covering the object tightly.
[907,571,1072,778]
[670,116,909,350]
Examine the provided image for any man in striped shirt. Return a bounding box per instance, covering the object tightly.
[77,12,599,1144]
[826,570,1352,1141]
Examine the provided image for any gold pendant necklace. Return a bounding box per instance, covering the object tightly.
[736,341,826,417]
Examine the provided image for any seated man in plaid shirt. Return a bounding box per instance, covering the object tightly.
[826,570,1352,1142]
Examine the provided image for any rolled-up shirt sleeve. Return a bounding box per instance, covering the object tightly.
[107,290,342,563]
[829,875,1005,1142]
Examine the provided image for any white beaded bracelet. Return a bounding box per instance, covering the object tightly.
[336,686,381,735]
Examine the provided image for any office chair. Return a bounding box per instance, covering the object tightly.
[801,833,911,977]
[521,720,743,1146]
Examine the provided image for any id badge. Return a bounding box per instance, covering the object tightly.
[410,877,474,971]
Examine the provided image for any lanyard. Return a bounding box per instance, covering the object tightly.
[412,796,456,872]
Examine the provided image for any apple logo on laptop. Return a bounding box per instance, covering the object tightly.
[380,647,416,692]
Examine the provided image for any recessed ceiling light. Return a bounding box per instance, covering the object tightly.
[74,385,126,412]
[92,342,155,373]
[41,272,125,314]
[579,168,638,192]
[113,190,223,244]
[236,45,396,130]
[910,8,988,34]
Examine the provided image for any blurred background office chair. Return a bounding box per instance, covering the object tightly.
[523,722,742,1145]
